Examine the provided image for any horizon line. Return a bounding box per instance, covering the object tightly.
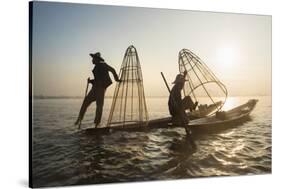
[32,94,271,99]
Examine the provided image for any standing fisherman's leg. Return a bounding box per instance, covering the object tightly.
[181,110,196,149]
[184,122,196,149]
[75,89,96,126]
[94,88,106,127]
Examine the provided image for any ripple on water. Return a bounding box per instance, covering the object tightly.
[32,97,272,187]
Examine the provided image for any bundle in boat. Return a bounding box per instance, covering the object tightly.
[178,49,228,116]
[107,45,149,128]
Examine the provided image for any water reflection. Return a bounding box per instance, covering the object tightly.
[230,139,245,157]
[32,96,271,187]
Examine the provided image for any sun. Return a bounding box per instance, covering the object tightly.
[217,47,237,67]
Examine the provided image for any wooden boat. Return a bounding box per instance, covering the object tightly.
[84,99,258,135]
[188,99,258,133]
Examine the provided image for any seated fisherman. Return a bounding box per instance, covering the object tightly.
[168,71,198,124]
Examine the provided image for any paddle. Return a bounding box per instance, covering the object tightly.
[160,72,196,149]
[77,77,90,130]
[85,77,90,97]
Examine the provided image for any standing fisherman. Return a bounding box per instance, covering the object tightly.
[75,52,121,128]
[161,71,197,149]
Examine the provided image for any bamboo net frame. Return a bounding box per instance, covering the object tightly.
[107,45,149,127]
[178,49,228,114]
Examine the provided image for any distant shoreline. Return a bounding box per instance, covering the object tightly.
[32,96,168,99]
[32,95,271,99]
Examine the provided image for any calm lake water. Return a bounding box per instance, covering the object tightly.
[31,96,271,187]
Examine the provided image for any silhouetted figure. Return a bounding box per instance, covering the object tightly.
[75,52,121,128]
[168,71,198,124]
[168,71,198,149]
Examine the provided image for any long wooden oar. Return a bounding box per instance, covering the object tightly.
[160,72,196,149]
[77,77,90,130]
[84,77,90,97]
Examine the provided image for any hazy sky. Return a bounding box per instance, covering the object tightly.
[32,2,271,97]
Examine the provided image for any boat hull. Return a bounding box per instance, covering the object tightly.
[84,99,258,135]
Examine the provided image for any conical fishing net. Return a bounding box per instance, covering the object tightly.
[178,49,228,115]
[107,45,149,127]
